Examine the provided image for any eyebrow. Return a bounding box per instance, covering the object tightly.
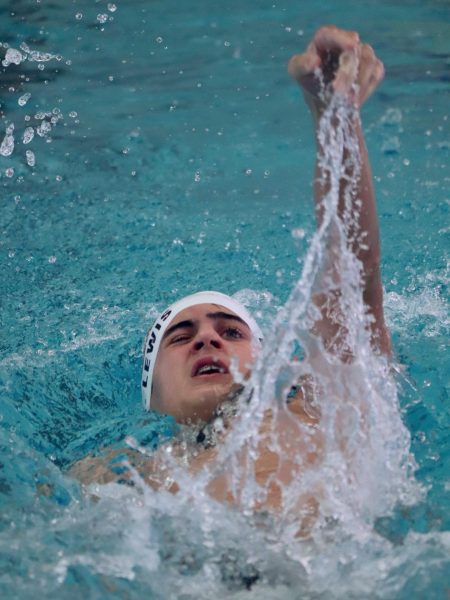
[162,311,250,341]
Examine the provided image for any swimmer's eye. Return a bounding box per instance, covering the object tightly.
[222,327,245,340]
[168,333,192,344]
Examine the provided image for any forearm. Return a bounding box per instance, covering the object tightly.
[312,111,391,354]
[289,26,390,355]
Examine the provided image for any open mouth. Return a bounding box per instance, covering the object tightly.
[192,358,229,378]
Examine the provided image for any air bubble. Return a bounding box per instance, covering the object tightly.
[107,3,117,11]
[5,168,14,178]
[75,12,83,20]
[97,14,108,24]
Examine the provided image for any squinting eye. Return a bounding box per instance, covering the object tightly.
[170,334,191,344]
[223,327,243,339]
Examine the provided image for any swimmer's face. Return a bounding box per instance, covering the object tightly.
[151,303,256,423]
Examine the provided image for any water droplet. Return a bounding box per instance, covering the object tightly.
[22,127,34,144]
[18,92,31,106]
[75,12,83,20]
[381,107,402,126]
[2,48,23,67]
[107,3,117,12]
[55,175,62,182]
[36,121,52,137]
[25,149,36,167]
[68,111,78,118]
[292,228,305,240]
[5,168,14,178]
[0,126,15,157]
[245,168,252,175]
[156,37,163,44]
[381,136,400,155]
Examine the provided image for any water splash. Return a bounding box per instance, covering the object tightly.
[0,41,67,170]
[19,42,62,64]
[136,95,424,592]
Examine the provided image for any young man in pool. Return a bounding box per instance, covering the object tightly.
[141,24,389,424]
[71,26,390,511]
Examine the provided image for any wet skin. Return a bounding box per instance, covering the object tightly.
[70,26,388,536]
[151,303,256,423]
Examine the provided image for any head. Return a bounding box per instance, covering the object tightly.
[141,292,262,423]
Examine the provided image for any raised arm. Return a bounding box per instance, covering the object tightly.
[288,26,391,355]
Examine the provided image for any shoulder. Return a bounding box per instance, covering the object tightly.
[67,446,151,487]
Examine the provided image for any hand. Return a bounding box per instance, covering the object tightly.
[288,26,384,116]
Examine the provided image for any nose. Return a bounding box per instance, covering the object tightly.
[192,324,223,352]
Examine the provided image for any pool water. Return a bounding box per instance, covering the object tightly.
[1,0,449,598]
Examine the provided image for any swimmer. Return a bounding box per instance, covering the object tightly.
[70,26,390,523]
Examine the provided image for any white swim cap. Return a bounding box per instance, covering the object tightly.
[141,291,263,410]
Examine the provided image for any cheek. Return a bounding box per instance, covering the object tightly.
[237,344,256,374]
[152,351,182,406]
[151,356,170,409]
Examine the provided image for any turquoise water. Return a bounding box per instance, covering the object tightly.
[1,0,449,597]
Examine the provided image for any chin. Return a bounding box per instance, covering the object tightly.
[181,384,234,423]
